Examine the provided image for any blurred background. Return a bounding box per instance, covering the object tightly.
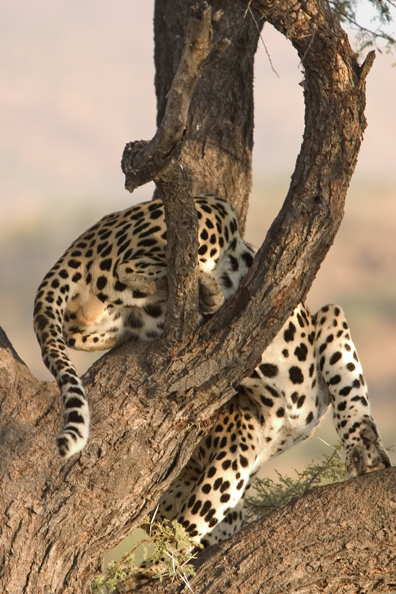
[1,0,395,545]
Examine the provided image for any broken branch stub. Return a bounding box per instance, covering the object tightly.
[121,3,230,193]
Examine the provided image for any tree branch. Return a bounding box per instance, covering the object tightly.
[121,3,230,192]
[130,468,396,594]
[121,3,231,344]
[154,158,199,343]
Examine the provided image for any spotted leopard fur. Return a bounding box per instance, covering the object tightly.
[34,196,255,458]
[34,194,390,554]
[154,303,391,551]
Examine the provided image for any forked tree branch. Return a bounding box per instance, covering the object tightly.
[122,4,231,343]
[0,1,383,593]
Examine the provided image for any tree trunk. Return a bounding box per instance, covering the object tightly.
[154,0,262,229]
[0,1,386,593]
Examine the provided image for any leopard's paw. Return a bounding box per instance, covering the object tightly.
[345,418,391,477]
[198,270,224,314]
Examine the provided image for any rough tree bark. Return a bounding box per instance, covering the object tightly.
[133,468,396,594]
[1,1,394,594]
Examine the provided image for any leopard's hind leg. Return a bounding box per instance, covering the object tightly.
[314,304,391,476]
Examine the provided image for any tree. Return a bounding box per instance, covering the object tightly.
[1,1,395,593]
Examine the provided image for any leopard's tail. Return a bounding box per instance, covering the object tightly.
[33,256,89,459]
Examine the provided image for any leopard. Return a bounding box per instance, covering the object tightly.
[33,195,255,458]
[34,193,391,554]
[154,302,391,552]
